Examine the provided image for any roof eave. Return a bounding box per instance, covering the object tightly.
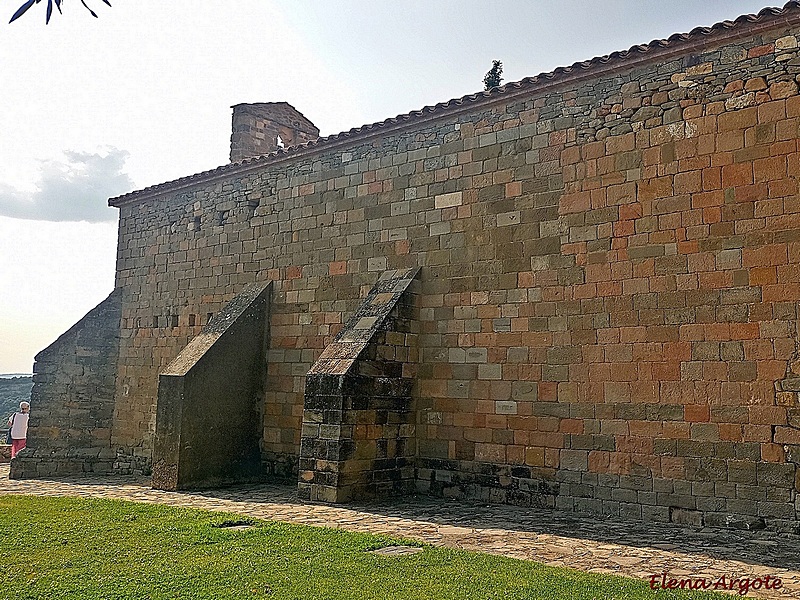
[109,2,800,209]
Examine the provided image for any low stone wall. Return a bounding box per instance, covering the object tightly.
[0,445,10,463]
[10,290,121,479]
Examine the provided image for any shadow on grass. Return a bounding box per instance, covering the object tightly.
[193,480,800,573]
[4,464,799,573]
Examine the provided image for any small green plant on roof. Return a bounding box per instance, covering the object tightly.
[483,59,503,90]
[9,0,111,25]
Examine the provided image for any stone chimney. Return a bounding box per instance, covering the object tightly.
[229,102,320,162]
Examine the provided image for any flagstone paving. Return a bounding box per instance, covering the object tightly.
[2,463,799,598]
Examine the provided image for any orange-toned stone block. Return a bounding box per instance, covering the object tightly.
[607,452,632,475]
[662,421,690,439]
[637,176,673,202]
[588,450,610,473]
[761,443,785,463]
[749,406,787,425]
[559,191,591,214]
[561,145,581,166]
[757,360,787,382]
[674,170,702,194]
[559,418,584,434]
[719,423,743,441]
[629,420,662,438]
[684,404,710,422]
[616,435,653,454]
[661,456,685,479]
[752,155,786,182]
[730,322,760,340]
[722,163,754,187]
[718,106,758,131]
[742,243,788,267]
[505,181,522,197]
[692,190,724,208]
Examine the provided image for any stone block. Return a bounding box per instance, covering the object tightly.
[560,449,588,471]
[670,507,703,526]
[465,348,488,363]
[434,192,462,209]
[757,462,796,488]
[495,401,517,415]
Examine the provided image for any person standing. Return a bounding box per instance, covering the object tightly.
[7,401,30,459]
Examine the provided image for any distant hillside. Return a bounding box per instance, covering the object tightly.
[0,377,33,426]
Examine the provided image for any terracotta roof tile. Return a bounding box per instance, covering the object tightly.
[110,1,800,207]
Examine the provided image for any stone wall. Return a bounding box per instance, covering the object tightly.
[11,290,120,478]
[102,10,800,528]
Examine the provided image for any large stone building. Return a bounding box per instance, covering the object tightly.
[14,3,800,532]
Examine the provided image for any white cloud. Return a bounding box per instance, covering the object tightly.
[0,215,117,373]
[0,148,134,222]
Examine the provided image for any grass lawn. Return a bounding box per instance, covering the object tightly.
[0,495,727,600]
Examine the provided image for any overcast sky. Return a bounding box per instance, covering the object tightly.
[0,0,776,373]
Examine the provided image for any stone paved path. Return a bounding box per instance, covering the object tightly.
[2,463,799,598]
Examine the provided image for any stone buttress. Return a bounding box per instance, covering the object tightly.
[299,268,419,502]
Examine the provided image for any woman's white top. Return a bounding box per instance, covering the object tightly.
[9,412,29,439]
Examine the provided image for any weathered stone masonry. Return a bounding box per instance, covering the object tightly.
[300,268,420,503]
[152,281,272,490]
[12,291,120,476]
[15,3,800,532]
